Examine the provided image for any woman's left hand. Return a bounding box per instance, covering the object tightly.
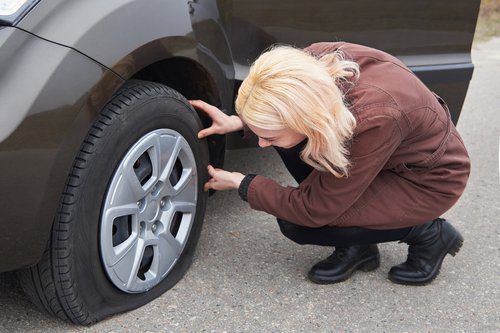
[204,165,245,192]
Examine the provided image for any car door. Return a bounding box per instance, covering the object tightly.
[225,0,480,121]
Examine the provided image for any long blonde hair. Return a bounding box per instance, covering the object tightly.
[235,44,360,177]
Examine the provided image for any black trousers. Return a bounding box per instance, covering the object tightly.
[273,140,411,248]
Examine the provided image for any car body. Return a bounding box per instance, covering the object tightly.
[0,0,480,324]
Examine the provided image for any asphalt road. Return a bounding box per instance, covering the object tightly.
[1,38,499,332]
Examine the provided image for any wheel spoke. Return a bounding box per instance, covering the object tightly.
[108,232,138,266]
[171,202,196,245]
[158,136,182,184]
[101,203,139,256]
[159,206,176,229]
[102,203,139,224]
[172,167,195,197]
[160,180,175,197]
[173,202,196,214]
[157,231,182,277]
[113,132,173,204]
[110,237,145,289]
[109,166,147,206]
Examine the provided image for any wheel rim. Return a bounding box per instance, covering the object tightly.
[100,129,197,293]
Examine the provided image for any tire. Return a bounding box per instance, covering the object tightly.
[17,80,209,324]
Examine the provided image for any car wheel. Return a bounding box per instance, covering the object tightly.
[17,80,209,324]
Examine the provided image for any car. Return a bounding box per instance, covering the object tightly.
[0,0,481,325]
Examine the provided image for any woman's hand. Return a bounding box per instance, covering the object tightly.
[190,101,246,192]
[189,100,244,138]
[204,165,245,192]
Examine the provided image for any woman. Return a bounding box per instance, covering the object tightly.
[189,41,470,285]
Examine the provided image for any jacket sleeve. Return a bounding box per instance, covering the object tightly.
[246,114,403,227]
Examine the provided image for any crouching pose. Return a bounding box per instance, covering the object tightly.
[190,41,470,285]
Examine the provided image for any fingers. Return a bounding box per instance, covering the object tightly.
[205,165,231,191]
[205,165,218,191]
[204,178,215,192]
[189,100,218,116]
[198,127,215,139]
[190,100,223,139]
[207,165,216,177]
[188,99,207,109]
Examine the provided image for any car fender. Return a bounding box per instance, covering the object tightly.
[1,1,234,271]
[17,0,235,108]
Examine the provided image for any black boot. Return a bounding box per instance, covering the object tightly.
[308,244,380,284]
[388,218,463,286]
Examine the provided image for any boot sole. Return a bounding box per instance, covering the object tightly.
[308,255,380,285]
[388,232,464,286]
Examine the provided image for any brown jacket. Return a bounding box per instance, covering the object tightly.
[245,42,471,229]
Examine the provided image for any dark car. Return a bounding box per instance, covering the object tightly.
[0,0,480,325]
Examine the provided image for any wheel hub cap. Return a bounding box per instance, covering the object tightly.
[100,129,197,293]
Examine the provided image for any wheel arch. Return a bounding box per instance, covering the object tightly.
[132,56,222,111]
[107,36,231,183]
[130,54,229,172]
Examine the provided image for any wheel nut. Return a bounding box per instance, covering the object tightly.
[160,199,166,207]
[152,223,157,232]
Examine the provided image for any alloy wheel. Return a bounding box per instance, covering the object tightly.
[100,129,197,293]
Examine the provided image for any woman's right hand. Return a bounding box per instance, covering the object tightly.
[189,100,244,139]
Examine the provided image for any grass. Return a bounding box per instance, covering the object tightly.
[475,0,500,42]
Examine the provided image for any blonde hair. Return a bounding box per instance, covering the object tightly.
[235,45,360,177]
